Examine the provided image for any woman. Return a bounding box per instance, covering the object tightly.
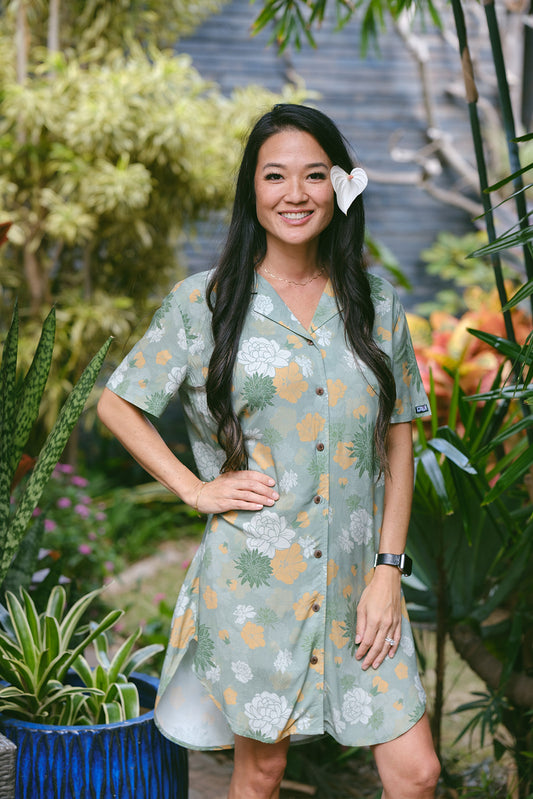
[98,104,440,798]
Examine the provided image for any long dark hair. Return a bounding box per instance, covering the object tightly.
[206,104,396,473]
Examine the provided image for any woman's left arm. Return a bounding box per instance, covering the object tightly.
[354,421,414,670]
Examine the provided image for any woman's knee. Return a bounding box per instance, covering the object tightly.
[411,752,441,792]
[252,749,287,790]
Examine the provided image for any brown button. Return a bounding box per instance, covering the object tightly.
[316,387,324,396]
[311,603,321,613]
[314,550,322,558]
[306,339,314,346]
[316,442,324,451]
[313,495,321,504]
[310,655,319,665]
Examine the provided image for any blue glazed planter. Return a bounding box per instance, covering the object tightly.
[0,673,188,799]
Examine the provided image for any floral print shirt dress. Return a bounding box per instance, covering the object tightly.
[107,269,431,750]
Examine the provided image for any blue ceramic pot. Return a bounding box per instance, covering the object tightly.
[0,673,188,799]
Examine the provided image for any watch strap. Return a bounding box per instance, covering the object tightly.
[373,553,412,576]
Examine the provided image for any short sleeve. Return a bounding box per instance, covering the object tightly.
[106,288,190,418]
[389,296,430,423]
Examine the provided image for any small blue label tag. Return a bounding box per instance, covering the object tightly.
[415,404,429,414]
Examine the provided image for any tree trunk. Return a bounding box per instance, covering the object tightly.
[15,0,29,84]
[48,0,61,53]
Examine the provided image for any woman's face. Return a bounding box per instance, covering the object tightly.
[254,129,335,252]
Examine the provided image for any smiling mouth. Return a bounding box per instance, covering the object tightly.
[280,211,313,220]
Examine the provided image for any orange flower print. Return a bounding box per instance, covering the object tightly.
[329,620,348,649]
[395,662,409,680]
[338,477,348,486]
[271,543,307,584]
[402,361,412,387]
[334,656,342,666]
[327,559,339,586]
[293,591,325,620]
[218,629,230,642]
[287,334,303,349]
[333,442,353,470]
[342,584,352,598]
[273,363,308,403]
[353,405,368,419]
[241,621,265,649]
[377,326,392,341]
[222,510,238,524]
[295,511,310,528]
[367,384,377,397]
[156,349,172,365]
[252,442,274,469]
[395,398,405,415]
[296,412,325,442]
[138,379,147,388]
[318,474,329,501]
[189,288,201,302]
[170,608,195,649]
[310,648,324,675]
[224,687,238,705]
[191,577,200,593]
[373,675,389,693]
[203,585,218,610]
[133,351,145,368]
[326,378,347,407]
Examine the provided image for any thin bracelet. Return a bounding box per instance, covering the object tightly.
[194,480,207,513]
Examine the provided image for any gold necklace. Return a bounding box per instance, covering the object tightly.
[260,264,325,287]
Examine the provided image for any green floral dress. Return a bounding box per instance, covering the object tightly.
[107,270,430,749]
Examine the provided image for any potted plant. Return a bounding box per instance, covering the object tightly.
[0,305,188,797]
[0,585,187,799]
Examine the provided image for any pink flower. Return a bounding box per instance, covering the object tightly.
[57,497,72,509]
[78,543,92,555]
[32,507,42,517]
[71,475,89,487]
[104,561,115,572]
[95,512,106,521]
[88,532,97,541]
[44,519,57,532]
[74,504,90,518]
[154,592,166,603]
[56,464,74,474]
[181,559,191,569]
[80,495,91,505]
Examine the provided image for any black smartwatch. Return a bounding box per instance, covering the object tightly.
[373,553,412,576]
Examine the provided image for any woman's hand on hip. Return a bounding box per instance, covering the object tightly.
[354,566,402,670]
[192,471,279,514]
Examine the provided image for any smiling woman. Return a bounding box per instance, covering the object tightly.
[97,104,440,799]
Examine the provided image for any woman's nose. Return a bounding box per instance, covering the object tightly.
[284,178,308,202]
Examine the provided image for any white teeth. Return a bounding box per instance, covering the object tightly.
[281,212,311,220]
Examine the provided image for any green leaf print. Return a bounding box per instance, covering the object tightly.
[256,607,279,626]
[242,374,276,411]
[306,451,328,481]
[181,311,198,345]
[347,422,378,478]
[343,598,358,656]
[235,549,273,588]
[194,623,216,673]
[262,427,283,448]
[369,707,383,730]
[144,391,168,416]
[340,674,356,691]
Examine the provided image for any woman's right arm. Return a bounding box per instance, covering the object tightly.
[97,388,278,514]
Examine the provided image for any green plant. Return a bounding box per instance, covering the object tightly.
[0,585,162,726]
[0,303,112,590]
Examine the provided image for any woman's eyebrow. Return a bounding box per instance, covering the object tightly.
[261,161,329,171]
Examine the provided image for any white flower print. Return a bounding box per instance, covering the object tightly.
[349,508,373,546]
[205,665,221,684]
[339,528,355,553]
[315,328,332,347]
[414,674,427,703]
[375,298,392,317]
[237,338,291,377]
[252,294,274,318]
[274,649,293,674]
[342,687,373,725]
[146,325,165,343]
[332,708,346,733]
[294,354,313,377]
[174,590,190,618]
[189,334,205,355]
[400,636,414,658]
[296,714,312,731]
[233,605,256,625]
[177,328,188,350]
[164,365,187,394]
[107,360,127,390]
[232,661,253,684]
[244,511,295,558]
[298,535,317,559]
[342,348,366,372]
[279,470,298,493]
[191,441,225,480]
[244,692,291,739]
[196,391,210,418]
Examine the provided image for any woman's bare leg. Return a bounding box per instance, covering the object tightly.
[228,734,290,799]
[372,713,440,799]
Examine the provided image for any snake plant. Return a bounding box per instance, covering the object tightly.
[0,585,163,725]
[0,303,112,587]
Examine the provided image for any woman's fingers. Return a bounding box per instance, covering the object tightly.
[195,471,279,513]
